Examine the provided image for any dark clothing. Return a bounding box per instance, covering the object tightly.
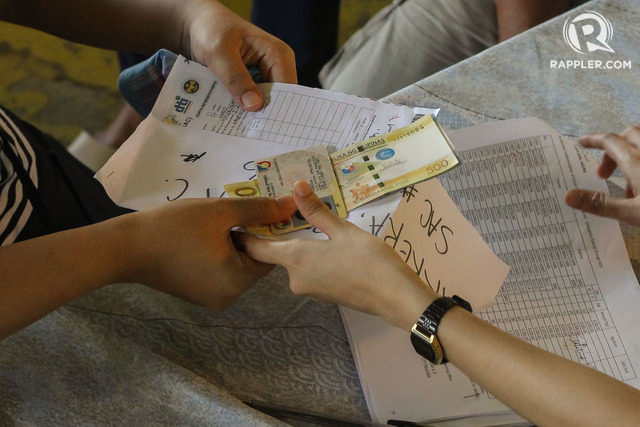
[251,0,340,87]
[0,105,130,245]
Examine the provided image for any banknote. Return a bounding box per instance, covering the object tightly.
[224,178,344,235]
[223,180,275,236]
[255,145,347,234]
[226,146,347,235]
[255,146,335,196]
[330,114,460,210]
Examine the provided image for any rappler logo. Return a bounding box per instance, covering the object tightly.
[550,10,631,70]
[562,11,614,54]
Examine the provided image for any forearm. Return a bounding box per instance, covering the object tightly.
[244,180,640,424]
[438,305,640,425]
[0,0,212,56]
[0,215,134,339]
[495,0,571,42]
[386,276,640,425]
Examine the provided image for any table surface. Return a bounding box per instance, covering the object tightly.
[1,0,638,425]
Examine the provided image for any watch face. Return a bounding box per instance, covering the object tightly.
[411,296,469,366]
[410,333,438,364]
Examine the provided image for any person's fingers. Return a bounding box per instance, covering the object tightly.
[565,189,640,224]
[207,50,265,111]
[578,132,615,150]
[597,154,618,179]
[620,126,640,146]
[579,133,621,178]
[260,60,298,85]
[579,132,640,187]
[220,195,296,229]
[238,233,289,266]
[255,45,297,84]
[578,132,638,159]
[235,249,276,282]
[292,180,347,238]
[202,31,295,110]
[225,231,279,290]
[626,184,635,199]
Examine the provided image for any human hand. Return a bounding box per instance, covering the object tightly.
[181,0,297,111]
[565,126,640,225]
[0,0,295,113]
[121,195,296,310]
[240,181,436,330]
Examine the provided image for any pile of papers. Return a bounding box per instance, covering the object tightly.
[96,58,640,426]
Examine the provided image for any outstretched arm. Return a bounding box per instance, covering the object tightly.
[242,180,640,426]
[0,196,296,340]
[0,0,297,110]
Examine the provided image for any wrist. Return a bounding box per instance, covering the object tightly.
[101,212,148,285]
[383,274,439,331]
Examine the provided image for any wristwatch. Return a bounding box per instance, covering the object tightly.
[410,295,472,364]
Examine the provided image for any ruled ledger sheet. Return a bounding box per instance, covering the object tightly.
[342,118,640,424]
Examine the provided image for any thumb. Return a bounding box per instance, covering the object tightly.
[293,180,346,238]
[565,189,640,225]
[223,195,296,228]
[209,53,264,111]
[237,232,289,266]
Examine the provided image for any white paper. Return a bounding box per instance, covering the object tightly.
[96,57,437,236]
[344,117,640,424]
[151,56,435,150]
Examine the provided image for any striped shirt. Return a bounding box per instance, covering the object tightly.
[0,106,37,245]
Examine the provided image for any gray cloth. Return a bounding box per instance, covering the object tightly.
[320,0,589,100]
[0,266,368,425]
[320,0,499,99]
[383,0,639,138]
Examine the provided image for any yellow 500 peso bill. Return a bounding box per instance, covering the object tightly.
[330,114,460,210]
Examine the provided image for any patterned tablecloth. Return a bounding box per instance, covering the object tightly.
[1,0,638,425]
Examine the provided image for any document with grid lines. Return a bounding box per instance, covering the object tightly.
[97,56,436,216]
[342,118,640,425]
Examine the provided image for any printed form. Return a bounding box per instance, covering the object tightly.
[150,56,431,151]
[97,57,436,215]
[343,117,640,424]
